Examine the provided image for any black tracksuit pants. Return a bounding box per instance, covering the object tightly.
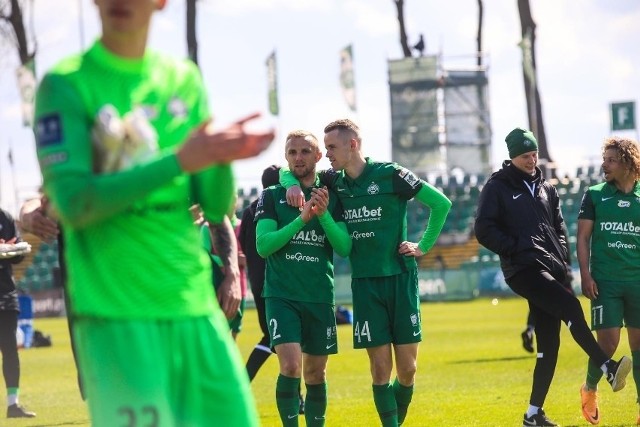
[0,311,19,389]
[507,267,608,407]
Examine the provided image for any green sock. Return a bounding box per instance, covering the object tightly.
[304,382,327,427]
[393,378,413,425]
[632,350,640,402]
[586,358,604,390]
[276,374,300,427]
[373,383,398,427]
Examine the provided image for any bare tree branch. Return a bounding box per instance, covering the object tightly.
[0,0,36,65]
[393,0,412,58]
[186,0,198,65]
[476,0,483,67]
[517,0,551,163]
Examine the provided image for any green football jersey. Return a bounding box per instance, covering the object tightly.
[579,181,640,282]
[34,40,231,318]
[326,159,422,278]
[255,183,344,304]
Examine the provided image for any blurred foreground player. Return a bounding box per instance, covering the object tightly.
[33,0,274,425]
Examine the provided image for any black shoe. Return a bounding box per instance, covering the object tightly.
[523,408,558,426]
[298,394,305,415]
[605,356,632,392]
[521,329,534,353]
[7,404,36,418]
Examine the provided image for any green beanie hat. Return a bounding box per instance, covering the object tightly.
[505,127,538,158]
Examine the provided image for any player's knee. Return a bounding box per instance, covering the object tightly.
[396,361,417,384]
[280,360,302,377]
[303,368,326,384]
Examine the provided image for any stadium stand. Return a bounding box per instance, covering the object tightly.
[14,235,58,292]
[15,167,596,296]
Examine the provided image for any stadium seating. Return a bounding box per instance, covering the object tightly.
[15,236,59,292]
[14,166,596,296]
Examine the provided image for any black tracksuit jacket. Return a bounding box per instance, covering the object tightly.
[474,161,570,281]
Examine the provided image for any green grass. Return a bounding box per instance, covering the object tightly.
[7,297,638,426]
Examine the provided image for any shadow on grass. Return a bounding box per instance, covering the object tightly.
[30,421,89,427]
[449,355,532,364]
[563,425,629,427]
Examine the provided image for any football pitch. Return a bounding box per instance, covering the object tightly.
[7,297,637,427]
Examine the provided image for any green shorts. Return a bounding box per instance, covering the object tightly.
[265,297,338,355]
[590,280,640,329]
[73,314,258,427]
[228,298,246,333]
[351,269,421,349]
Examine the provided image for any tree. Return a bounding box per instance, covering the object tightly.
[0,0,36,67]
[1,0,37,127]
[476,0,483,67]
[517,0,551,163]
[392,0,412,58]
[186,0,198,65]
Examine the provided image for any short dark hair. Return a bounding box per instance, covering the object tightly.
[261,164,281,188]
[324,119,361,143]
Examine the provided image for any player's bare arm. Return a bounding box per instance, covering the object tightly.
[209,216,241,319]
[19,197,60,242]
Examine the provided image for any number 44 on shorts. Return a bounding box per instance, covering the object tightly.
[354,321,371,343]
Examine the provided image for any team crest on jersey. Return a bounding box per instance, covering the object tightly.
[618,200,631,208]
[410,313,419,327]
[367,182,379,195]
[398,167,420,188]
[168,96,188,119]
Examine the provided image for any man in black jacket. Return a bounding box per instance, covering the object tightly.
[474,128,631,427]
[0,208,36,418]
[240,165,280,381]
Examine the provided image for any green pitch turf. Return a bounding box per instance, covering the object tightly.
[6,297,638,426]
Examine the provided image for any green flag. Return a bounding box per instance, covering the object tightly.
[340,45,356,112]
[266,51,279,116]
[518,29,536,89]
[17,59,36,127]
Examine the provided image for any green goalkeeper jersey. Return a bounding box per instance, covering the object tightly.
[578,181,640,282]
[34,40,232,319]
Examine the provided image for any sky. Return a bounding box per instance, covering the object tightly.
[1,0,639,215]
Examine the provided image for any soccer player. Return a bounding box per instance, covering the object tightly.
[241,165,281,380]
[475,127,632,427]
[281,119,452,426]
[241,166,307,414]
[256,130,351,426]
[198,196,246,339]
[577,136,640,426]
[33,0,274,425]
